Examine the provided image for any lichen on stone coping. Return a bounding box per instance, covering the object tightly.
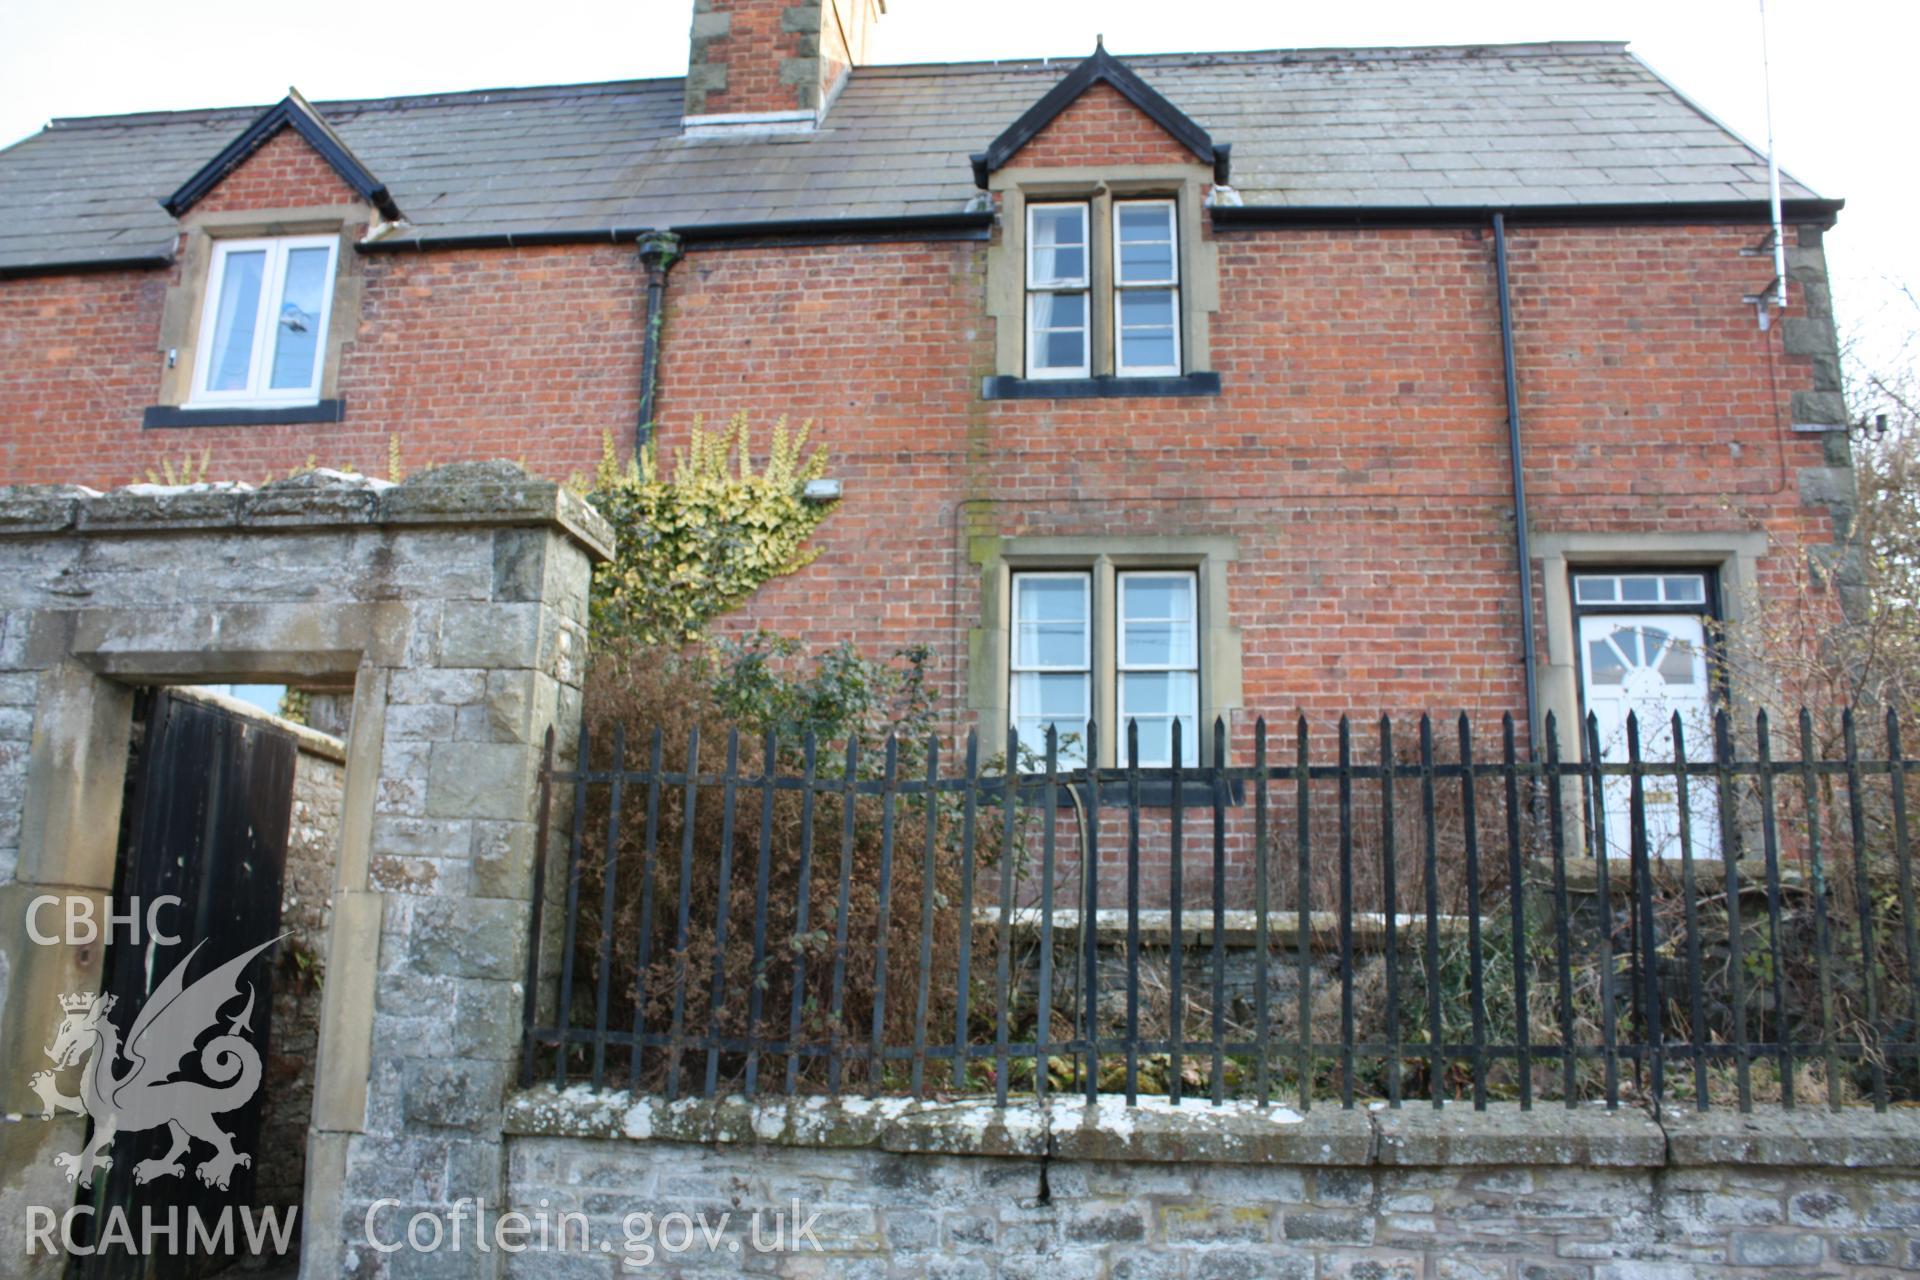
[504,1085,1920,1171]
[0,461,614,560]
[506,1085,1367,1165]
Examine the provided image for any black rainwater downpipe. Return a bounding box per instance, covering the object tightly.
[1493,212,1541,756]
[635,231,682,453]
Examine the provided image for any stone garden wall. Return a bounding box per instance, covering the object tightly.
[486,1092,1920,1279]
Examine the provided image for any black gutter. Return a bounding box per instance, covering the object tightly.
[1492,212,1540,757]
[673,212,994,243]
[357,211,995,255]
[0,253,174,280]
[635,232,681,453]
[1211,197,1843,231]
[360,227,660,252]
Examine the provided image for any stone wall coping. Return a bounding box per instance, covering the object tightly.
[503,1086,1370,1165]
[977,905,1469,948]
[168,683,348,762]
[1372,1100,1665,1167]
[504,1086,1920,1171]
[1662,1103,1920,1167]
[0,461,615,562]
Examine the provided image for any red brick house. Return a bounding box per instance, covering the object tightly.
[0,1,1857,848]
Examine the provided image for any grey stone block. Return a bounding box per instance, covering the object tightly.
[1790,388,1848,426]
[372,816,473,862]
[427,741,536,821]
[1192,1249,1315,1280]
[1592,1266,1694,1280]
[1435,1260,1510,1280]
[926,1258,993,1280]
[411,898,529,980]
[452,978,522,1059]
[1780,317,1832,357]
[1727,1230,1823,1267]
[440,602,542,668]
[1786,1188,1857,1227]
[1281,1209,1375,1244]
[1832,1234,1895,1265]
[1161,1203,1273,1243]
[1317,1253,1420,1280]
[469,820,538,899]
[387,703,458,741]
[1059,1200,1147,1243]
[1517,1264,1588,1280]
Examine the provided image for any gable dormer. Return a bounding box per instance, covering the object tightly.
[146,90,386,429]
[971,42,1230,188]
[163,90,399,223]
[975,45,1227,401]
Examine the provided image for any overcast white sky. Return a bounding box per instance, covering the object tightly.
[0,0,1910,385]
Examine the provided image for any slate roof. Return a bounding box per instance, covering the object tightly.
[0,41,1824,274]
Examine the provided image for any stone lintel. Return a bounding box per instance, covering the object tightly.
[0,462,614,563]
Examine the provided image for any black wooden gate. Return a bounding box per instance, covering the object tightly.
[73,690,297,1280]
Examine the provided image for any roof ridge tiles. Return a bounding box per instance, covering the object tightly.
[44,76,683,132]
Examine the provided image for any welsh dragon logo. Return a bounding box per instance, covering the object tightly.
[31,935,282,1191]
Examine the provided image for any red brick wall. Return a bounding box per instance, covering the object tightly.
[0,150,1840,754]
[0,270,171,481]
[0,151,1845,899]
[1007,82,1198,170]
[654,222,1832,732]
[191,127,359,215]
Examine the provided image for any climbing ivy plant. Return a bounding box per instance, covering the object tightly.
[584,412,834,647]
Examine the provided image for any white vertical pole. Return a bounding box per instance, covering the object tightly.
[1760,0,1789,310]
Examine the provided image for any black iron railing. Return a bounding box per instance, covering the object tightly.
[520,708,1920,1113]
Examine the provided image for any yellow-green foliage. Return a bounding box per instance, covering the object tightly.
[145,447,214,486]
[587,413,833,646]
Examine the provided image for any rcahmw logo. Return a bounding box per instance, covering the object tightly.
[26,933,297,1259]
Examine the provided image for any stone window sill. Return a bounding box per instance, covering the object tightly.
[143,400,346,429]
[981,373,1221,401]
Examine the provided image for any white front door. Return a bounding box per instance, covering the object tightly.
[1577,592,1720,860]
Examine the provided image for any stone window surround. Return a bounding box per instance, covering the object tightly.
[969,533,1243,770]
[152,205,367,423]
[1535,529,1766,760]
[985,164,1219,389]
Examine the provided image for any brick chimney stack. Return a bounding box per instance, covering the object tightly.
[684,0,883,129]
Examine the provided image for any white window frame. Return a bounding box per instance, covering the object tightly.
[1024,202,1091,380]
[1111,198,1181,378]
[1009,570,1093,767]
[1573,572,1710,608]
[188,234,339,408]
[1116,569,1200,767]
